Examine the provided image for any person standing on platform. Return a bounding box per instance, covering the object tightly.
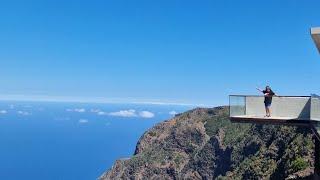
[256,86,276,117]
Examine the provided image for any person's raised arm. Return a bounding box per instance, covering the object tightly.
[256,87,263,93]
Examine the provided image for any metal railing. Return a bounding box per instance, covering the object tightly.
[229,95,320,121]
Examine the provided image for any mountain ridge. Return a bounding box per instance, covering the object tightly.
[100,106,315,179]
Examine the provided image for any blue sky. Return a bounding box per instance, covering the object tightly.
[0,0,319,106]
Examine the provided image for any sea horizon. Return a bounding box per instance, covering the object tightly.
[0,100,192,179]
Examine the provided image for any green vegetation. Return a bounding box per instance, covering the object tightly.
[291,157,308,172]
[103,107,315,180]
[203,108,313,179]
[174,154,183,165]
[148,131,157,137]
[204,108,251,145]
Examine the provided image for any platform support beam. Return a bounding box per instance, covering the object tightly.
[315,136,320,176]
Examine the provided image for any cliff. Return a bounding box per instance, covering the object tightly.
[100,107,315,179]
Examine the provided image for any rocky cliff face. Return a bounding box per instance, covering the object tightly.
[100,107,315,179]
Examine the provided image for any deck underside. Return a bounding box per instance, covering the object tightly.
[230,115,312,126]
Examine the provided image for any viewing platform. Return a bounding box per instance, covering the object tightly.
[229,95,320,126]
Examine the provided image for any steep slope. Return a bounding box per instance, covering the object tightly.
[100,107,315,179]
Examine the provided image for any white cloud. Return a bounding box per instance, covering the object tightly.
[90,109,101,113]
[169,111,178,115]
[97,111,107,115]
[54,117,70,121]
[79,119,88,124]
[75,108,86,113]
[139,111,155,118]
[107,109,155,118]
[109,109,137,117]
[0,110,7,114]
[17,111,31,116]
[66,108,86,113]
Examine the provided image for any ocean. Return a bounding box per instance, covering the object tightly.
[0,101,192,180]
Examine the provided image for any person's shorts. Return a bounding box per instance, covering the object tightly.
[264,103,271,108]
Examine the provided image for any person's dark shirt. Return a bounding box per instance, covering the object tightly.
[263,90,275,104]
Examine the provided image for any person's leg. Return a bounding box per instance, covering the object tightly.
[265,104,272,117]
[268,106,271,117]
[265,105,268,117]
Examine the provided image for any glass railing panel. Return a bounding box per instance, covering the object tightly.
[244,96,265,117]
[230,95,312,120]
[311,96,320,121]
[229,95,245,117]
[270,96,311,119]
